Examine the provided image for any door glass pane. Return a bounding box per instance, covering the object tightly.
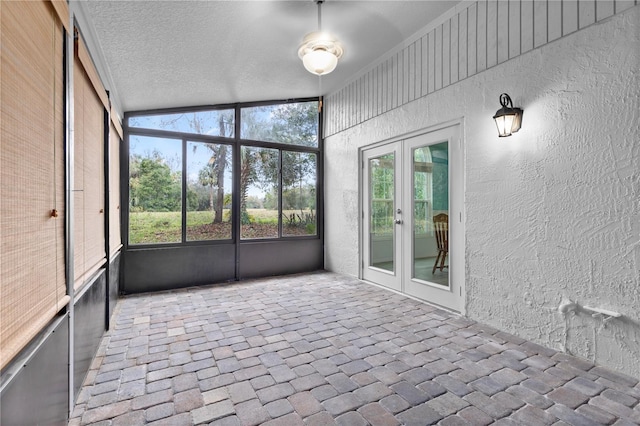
[282,151,317,236]
[186,141,232,241]
[369,153,395,272]
[129,135,182,244]
[413,142,449,287]
[241,146,279,239]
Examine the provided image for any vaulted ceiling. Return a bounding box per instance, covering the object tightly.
[81,1,460,113]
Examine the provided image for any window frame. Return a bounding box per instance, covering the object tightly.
[123,98,322,249]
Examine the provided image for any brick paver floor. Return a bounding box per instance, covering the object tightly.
[69,271,640,425]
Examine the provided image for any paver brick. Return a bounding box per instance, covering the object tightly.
[131,389,173,410]
[288,391,322,417]
[457,406,493,426]
[470,376,507,395]
[265,398,294,418]
[397,403,443,425]
[354,382,393,403]
[326,372,358,393]
[425,392,469,417]
[256,383,295,404]
[81,400,132,424]
[463,392,512,419]
[145,402,174,422]
[576,403,617,424]
[390,381,430,405]
[511,405,558,425]
[269,364,297,383]
[310,384,339,402]
[322,392,363,416]
[358,402,400,426]
[262,412,304,426]
[291,372,327,391]
[304,411,337,426]
[173,388,203,413]
[191,400,234,425]
[417,380,447,398]
[434,374,473,397]
[548,403,601,426]
[565,376,606,397]
[228,380,257,404]
[335,411,368,426]
[547,387,590,409]
[340,359,372,375]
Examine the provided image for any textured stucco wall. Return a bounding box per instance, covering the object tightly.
[324,8,639,377]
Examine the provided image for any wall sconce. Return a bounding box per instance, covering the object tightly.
[493,93,523,137]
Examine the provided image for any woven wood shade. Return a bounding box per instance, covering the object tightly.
[0,1,66,370]
[73,39,106,290]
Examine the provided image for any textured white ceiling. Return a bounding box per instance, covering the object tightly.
[82,1,459,113]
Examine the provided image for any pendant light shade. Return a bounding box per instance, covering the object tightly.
[298,1,344,76]
[298,31,343,76]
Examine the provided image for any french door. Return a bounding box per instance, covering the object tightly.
[361,125,464,312]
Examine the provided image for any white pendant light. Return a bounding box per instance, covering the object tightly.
[298,1,343,76]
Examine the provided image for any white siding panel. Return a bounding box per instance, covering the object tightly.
[563,0,579,34]
[521,1,535,52]
[579,0,597,28]
[615,0,636,12]
[498,0,510,63]
[487,0,498,68]
[443,20,451,88]
[415,38,423,99]
[534,0,548,48]
[421,34,429,97]
[451,15,459,84]
[597,0,615,20]
[548,0,563,41]
[429,30,436,93]
[458,9,469,80]
[477,0,488,71]
[468,2,478,76]
[509,0,521,58]
[435,25,443,90]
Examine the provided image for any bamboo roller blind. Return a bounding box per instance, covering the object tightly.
[0,0,67,370]
[74,35,107,290]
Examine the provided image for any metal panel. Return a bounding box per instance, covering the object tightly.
[108,252,120,325]
[123,244,236,293]
[74,269,107,396]
[1,315,69,426]
[239,239,323,279]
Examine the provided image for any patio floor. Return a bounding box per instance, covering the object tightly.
[69,271,640,425]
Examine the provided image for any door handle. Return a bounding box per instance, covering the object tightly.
[395,219,403,224]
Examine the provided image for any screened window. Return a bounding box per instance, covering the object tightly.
[187,141,233,241]
[240,146,279,239]
[126,99,320,246]
[282,151,317,237]
[129,135,182,244]
[129,109,235,137]
[241,101,318,147]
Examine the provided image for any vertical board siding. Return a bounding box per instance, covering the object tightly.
[325,0,636,136]
[497,0,510,63]
[443,20,451,88]
[477,0,488,72]
[508,0,521,58]
[468,2,478,76]
[548,1,564,42]
[451,16,459,84]
[534,0,548,47]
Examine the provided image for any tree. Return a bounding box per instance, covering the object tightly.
[130,152,181,212]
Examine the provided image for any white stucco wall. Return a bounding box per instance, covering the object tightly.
[324,8,639,377]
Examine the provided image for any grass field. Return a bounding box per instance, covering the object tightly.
[129,209,314,244]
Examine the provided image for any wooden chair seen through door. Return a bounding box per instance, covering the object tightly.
[432,213,448,274]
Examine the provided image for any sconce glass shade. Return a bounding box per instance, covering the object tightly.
[493,93,523,137]
[298,31,344,76]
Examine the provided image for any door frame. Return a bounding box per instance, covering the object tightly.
[359,120,465,314]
